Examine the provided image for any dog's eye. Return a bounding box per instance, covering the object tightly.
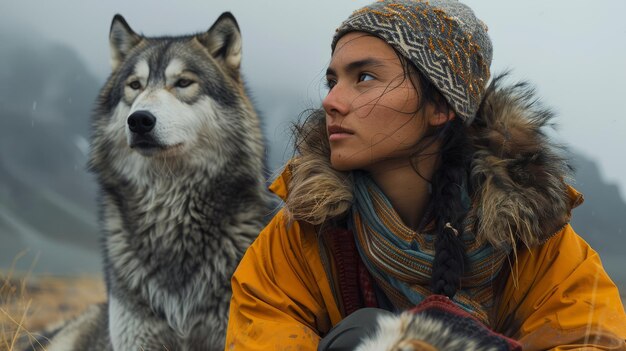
[128,81,142,90]
[175,79,194,88]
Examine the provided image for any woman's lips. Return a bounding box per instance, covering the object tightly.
[328,125,353,141]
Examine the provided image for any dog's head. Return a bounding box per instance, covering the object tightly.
[94,13,258,164]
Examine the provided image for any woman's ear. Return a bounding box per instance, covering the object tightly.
[428,104,456,127]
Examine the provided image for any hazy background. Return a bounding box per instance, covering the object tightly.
[1,1,625,291]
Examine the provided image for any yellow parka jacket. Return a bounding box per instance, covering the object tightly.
[226,172,626,350]
[225,79,626,350]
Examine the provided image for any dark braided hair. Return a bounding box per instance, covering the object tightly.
[402,60,474,299]
[428,118,472,298]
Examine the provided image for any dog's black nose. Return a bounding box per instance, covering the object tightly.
[128,111,156,134]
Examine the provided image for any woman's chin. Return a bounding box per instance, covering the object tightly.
[330,156,362,172]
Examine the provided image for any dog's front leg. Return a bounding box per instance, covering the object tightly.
[109,296,177,351]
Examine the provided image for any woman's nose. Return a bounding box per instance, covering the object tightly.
[322,84,350,117]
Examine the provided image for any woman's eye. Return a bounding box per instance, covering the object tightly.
[175,79,193,88]
[358,73,375,82]
[325,78,337,90]
[128,81,142,90]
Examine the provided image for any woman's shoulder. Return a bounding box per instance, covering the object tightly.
[498,221,612,315]
[238,208,326,293]
[517,222,594,267]
[256,208,317,251]
[495,223,626,346]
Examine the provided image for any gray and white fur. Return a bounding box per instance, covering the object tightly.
[356,312,502,351]
[45,12,269,351]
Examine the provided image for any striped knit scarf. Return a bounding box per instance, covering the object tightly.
[350,172,510,325]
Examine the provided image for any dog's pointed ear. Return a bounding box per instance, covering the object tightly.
[109,14,142,71]
[197,12,242,74]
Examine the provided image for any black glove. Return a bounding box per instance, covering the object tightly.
[318,308,392,351]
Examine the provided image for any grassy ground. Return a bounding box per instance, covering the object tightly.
[0,265,105,351]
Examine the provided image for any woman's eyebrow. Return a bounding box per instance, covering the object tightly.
[326,58,386,77]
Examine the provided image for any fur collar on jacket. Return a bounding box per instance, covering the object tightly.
[282,74,582,249]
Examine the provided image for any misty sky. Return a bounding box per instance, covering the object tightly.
[2,0,626,199]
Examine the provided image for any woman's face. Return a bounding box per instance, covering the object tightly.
[323,32,431,173]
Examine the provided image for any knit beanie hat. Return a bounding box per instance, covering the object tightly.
[331,0,492,123]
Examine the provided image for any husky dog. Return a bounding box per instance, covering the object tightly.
[45,12,269,351]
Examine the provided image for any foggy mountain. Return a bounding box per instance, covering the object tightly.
[569,153,626,286]
[0,29,103,273]
[0,32,624,286]
[570,153,626,253]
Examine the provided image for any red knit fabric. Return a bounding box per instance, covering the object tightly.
[326,227,361,315]
[358,258,378,308]
[325,227,378,315]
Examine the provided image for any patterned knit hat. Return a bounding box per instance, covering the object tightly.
[331,0,492,123]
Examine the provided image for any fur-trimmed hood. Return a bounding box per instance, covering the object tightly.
[465,75,582,247]
[277,74,583,249]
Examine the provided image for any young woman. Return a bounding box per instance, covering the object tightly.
[225,1,626,349]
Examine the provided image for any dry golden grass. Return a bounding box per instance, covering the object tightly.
[0,252,105,351]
